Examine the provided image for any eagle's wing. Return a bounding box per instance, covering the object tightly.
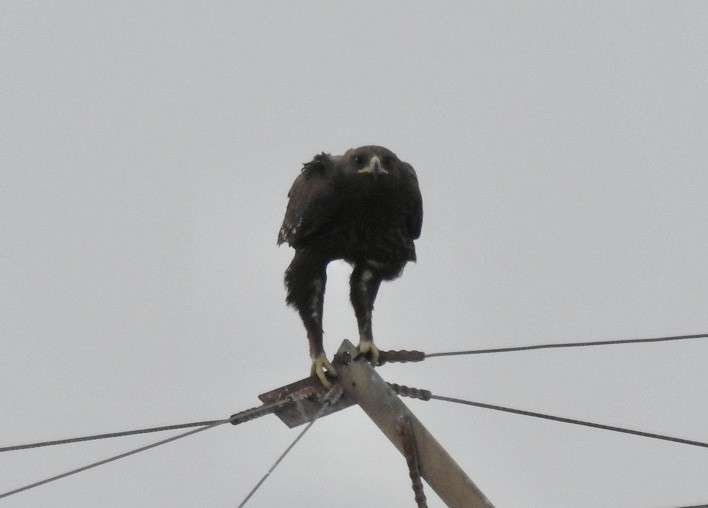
[278,153,340,246]
[402,162,423,240]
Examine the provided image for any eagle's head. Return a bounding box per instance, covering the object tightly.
[341,145,403,180]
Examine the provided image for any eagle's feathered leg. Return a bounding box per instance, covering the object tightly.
[350,261,407,365]
[284,249,336,387]
[350,263,385,365]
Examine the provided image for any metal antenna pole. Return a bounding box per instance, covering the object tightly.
[335,340,494,508]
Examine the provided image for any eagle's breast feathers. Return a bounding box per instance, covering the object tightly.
[278,146,422,263]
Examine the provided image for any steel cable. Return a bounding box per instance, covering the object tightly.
[426,332,708,358]
[389,384,708,449]
[0,420,228,500]
[0,419,228,453]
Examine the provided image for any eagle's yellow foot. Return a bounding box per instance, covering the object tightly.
[311,353,337,388]
[357,339,380,366]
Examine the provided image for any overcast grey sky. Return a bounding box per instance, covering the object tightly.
[2,2,708,507]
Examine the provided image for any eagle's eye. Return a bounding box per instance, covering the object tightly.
[353,155,365,165]
[382,156,394,167]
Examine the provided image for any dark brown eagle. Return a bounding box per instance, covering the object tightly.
[278,145,423,386]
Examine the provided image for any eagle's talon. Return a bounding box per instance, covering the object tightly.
[311,353,337,388]
[357,340,380,366]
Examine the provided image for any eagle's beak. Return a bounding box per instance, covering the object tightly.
[372,157,382,175]
[358,156,388,175]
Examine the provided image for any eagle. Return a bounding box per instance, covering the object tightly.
[278,145,423,387]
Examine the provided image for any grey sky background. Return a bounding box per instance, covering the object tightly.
[2,2,708,507]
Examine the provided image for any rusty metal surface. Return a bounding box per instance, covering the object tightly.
[258,375,355,428]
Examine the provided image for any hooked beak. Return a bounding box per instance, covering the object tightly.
[357,156,388,176]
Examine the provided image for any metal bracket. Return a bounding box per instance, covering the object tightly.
[258,375,355,428]
[256,346,423,428]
